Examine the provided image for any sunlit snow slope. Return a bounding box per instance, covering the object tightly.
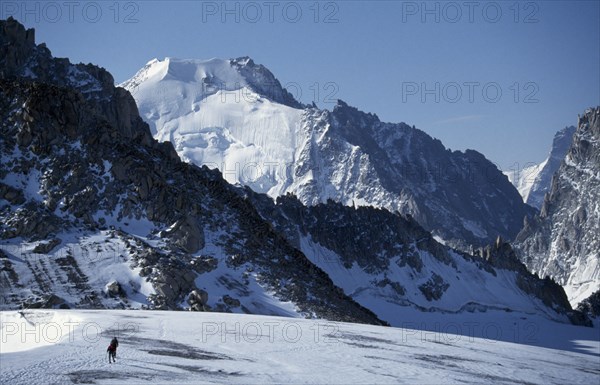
[121,57,304,195]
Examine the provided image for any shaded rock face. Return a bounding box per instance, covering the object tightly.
[159,215,205,254]
[230,56,305,109]
[105,281,124,298]
[474,238,572,314]
[0,17,35,76]
[321,101,535,249]
[0,18,384,326]
[577,290,600,318]
[515,107,600,306]
[248,191,455,275]
[32,238,61,254]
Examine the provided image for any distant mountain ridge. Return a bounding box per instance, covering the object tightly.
[123,57,535,248]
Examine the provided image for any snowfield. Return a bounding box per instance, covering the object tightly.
[1,310,599,384]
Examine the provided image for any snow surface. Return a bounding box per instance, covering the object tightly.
[1,310,598,384]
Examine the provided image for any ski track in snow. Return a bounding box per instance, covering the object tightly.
[1,310,599,384]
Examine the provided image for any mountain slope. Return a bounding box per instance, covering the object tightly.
[123,58,534,248]
[0,17,382,325]
[515,108,600,306]
[246,191,579,326]
[505,126,576,209]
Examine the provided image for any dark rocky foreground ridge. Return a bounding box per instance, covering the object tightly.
[0,17,383,324]
[0,17,589,326]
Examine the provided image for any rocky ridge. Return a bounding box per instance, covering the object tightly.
[246,190,584,325]
[515,108,600,306]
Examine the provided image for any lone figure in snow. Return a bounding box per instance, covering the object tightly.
[107,337,119,363]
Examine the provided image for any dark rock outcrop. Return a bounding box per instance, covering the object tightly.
[230,56,305,109]
[32,238,61,254]
[577,290,600,318]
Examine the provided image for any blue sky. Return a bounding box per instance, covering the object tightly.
[5,0,599,170]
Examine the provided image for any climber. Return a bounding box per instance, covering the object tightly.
[107,337,119,363]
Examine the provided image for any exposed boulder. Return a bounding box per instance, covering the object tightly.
[152,267,198,307]
[0,183,25,205]
[222,294,241,308]
[32,238,61,254]
[188,289,209,311]
[419,273,449,301]
[190,256,219,274]
[105,280,124,298]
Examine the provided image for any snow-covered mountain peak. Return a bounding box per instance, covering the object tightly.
[123,57,246,90]
[124,55,535,247]
[121,56,304,110]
